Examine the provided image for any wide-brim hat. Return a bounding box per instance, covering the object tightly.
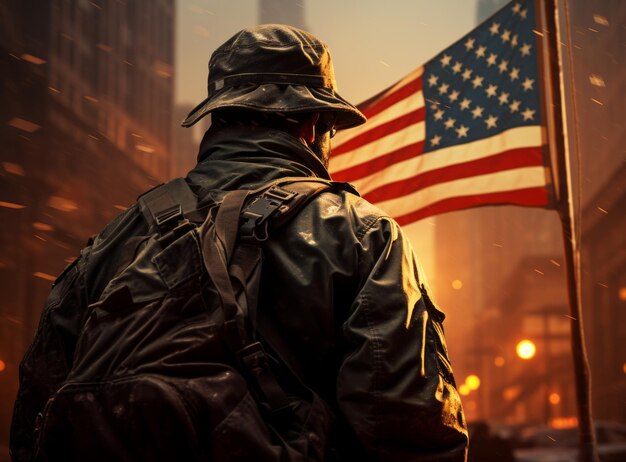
[181,24,366,130]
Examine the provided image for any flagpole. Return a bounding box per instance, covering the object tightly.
[537,0,598,461]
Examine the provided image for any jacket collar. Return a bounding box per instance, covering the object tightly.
[196,124,331,180]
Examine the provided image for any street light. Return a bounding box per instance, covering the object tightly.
[516,339,536,360]
[465,374,481,391]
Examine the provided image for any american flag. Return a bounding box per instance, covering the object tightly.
[329,0,554,225]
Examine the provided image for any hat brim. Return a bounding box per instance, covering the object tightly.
[181,84,366,130]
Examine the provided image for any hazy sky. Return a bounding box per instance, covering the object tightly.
[175,0,485,106]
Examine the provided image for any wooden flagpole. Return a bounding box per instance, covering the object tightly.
[537,0,598,460]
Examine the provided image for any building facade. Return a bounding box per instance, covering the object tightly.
[0,0,174,450]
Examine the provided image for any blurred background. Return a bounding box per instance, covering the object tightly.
[1,0,624,460]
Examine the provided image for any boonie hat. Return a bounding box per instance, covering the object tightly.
[181,24,366,130]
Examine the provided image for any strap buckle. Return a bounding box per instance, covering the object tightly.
[240,187,297,242]
[154,204,183,233]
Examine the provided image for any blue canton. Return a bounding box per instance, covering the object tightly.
[422,0,540,153]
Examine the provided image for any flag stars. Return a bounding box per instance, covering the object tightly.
[452,61,463,74]
[486,53,498,67]
[433,109,445,120]
[501,29,511,43]
[444,117,456,129]
[485,115,498,129]
[471,105,484,119]
[459,98,472,110]
[471,75,484,88]
[475,45,487,58]
[498,59,509,73]
[438,82,450,95]
[509,100,521,113]
[509,67,520,81]
[486,84,498,97]
[456,125,469,138]
[498,91,510,105]
[430,135,442,147]
[449,90,460,102]
[522,107,536,120]
[520,43,532,56]
[489,22,500,35]
[513,2,528,19]
[511,34,519,47]
[440,54,452,67]
[522,77,535,91]
[462,68,473,81]
[428,74,439,87]
[464,37,475,50]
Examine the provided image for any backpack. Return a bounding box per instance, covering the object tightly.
[33,176,353,462]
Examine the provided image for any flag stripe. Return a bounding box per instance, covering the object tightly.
[333,108,426,156]
[344,126,543,193]
[393,187,549,225]
[375,166,547,217]
[330,121,426,172]
[332,141,425,183]
[364,146,544,203]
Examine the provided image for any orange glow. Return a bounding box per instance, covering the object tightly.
[550,417,578,429]
[33,222,54,232]
[21,53,46,65]
[136,144,156,153]
[0,201,26,209]
[2,161,25,176]
[47,196,78,212]
[33,272,56,282]
[8,117,41,133]
[503,385,521,401]
[494,356,505,367]
[465,375,481,391]
[618,288,626,301]
[458,384,470,396]
[0,360,5,372]
[549,393,561,405]
[516,339,536,359]
[451,279,463,290]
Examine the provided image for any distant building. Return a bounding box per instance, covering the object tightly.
[258,0,308,30]
[574,1,626,423]
[0,0,174,446]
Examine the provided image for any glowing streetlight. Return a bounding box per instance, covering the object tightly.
[516,339,536,360]
[0,360,6,372]
[549,393,561,405]
[494,356,505,367]
[465,374,481,391]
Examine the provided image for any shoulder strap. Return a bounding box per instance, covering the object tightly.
[199,177,345,415]
[137,178,199,234]
[240,177,357,242]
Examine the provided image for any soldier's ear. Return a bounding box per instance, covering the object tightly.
[298,113,319,145]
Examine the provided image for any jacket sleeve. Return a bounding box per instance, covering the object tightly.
[10,254,89,462]
[337,215,468,462]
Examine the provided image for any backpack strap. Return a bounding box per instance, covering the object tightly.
[137,178,199,234]
[199,177,348,415]
[240,177,357,243]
